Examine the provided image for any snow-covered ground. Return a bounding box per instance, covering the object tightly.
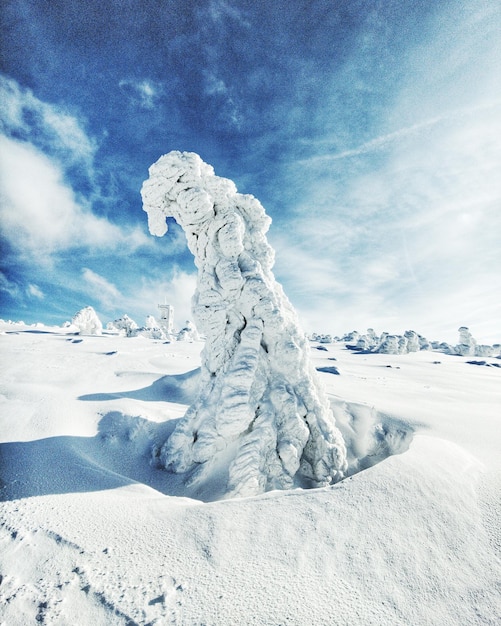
[1,321,500,625]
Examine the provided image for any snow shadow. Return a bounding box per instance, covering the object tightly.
[316,365,340,375]
[0,412,187,502]
[78,368,201,404]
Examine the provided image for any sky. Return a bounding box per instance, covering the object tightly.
[1,0,500,344]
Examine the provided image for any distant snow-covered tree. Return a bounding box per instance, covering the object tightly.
[348,328,431,355]
[177,320,201,342]
[454,327,497,357]
[142,151,347,498]
[72,306,102,335]
[145,315,159,329]
[404,330,420,352]
[310,333,333,344]
[109,314,139,337]
[378,335,401,354]
[454,326,477,356]
[355,328,380,351]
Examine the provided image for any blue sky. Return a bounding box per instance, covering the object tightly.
[1,0,500,343]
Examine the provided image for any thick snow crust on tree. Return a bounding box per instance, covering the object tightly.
[141,151,347,497]
[177,319,201,342]
[343,326,501,357]
[107,314,139,337]
[71,306,102,335]
[346,328,431,354]
[453,326,499,357]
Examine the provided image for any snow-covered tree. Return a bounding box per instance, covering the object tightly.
[354,328,380,351]
[177,320,201,342]
[454,327,497,357]
[378,335,401,354]
[455,326,477,356]
[109,314,139,337]
[145,315,159,329]
[404,330,420,352]
[141,316,169,340]
[72,306,102,335]
[141,151,347,498]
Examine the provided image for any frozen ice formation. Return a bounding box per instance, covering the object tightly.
[141,151,347,498]
[71,306,102,335]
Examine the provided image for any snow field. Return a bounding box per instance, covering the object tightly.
[1,323,500,625]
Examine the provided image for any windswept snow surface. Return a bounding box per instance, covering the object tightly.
[1,322,500,625]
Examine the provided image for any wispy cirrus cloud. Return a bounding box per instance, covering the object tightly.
[27,284,44,299]
[0,271,21,301]
[118,79,163,110]
[275,101,501,342]
[81,268,122,310]
[205,0,250,27]
[270,2,501,343]
[202,71,242,129]
[297,101,501,165]
[0,74,97,169]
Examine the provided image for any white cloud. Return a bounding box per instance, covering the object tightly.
[298,101,501,166]
[0,272,20,299]
[203,72,228,96]
[279,104,501,341]
[81,268,122,309]
[201,70,242,129]
[206,0,250,27]
[0,74,96,168]
[129,270,197,328]
[0,135,148,262]
[27,284,44,299]
[119,79,162,110]
[271,2,501,344]
[75,267,197,330]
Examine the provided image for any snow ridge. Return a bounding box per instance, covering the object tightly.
[141,151,347,498]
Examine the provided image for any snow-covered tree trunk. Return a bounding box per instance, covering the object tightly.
[141,151,347,498]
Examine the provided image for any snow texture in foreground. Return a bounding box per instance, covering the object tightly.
[1,324,499,625]
[141,151,347,498]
